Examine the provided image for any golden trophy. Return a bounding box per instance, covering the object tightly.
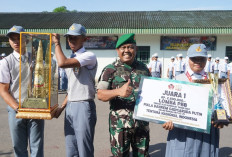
[208,73,230,125]
[16,32,58,119]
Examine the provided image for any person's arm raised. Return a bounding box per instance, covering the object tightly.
[52,33,81,68]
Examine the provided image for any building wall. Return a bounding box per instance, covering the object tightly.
[55,34,232,79]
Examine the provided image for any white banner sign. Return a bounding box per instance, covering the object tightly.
[134,77,213,133]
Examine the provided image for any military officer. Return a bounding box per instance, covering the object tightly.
[97,33,150,157]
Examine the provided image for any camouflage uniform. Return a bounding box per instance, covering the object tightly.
[98,58,150,157]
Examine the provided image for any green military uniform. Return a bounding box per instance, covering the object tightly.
[98,58,150,157]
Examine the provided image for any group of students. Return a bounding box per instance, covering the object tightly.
[0,23,227,157]
[149,52,232,81]
[148,53,186,79]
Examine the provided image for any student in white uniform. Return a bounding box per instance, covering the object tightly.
[52,23,97,157]
[0,25,44,157]
[167,56,175,79]
[213,57,220,74]
[148,53,162,78]
[204,54,214,73]
[219,56,229,78]
[174,53,185,76]
[163,44,224,157]
[229,61,232,89]
[147,54,155,69]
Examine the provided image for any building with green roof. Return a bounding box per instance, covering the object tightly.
[0,10,232,78]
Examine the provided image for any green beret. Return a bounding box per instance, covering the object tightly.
[116,33,136,48]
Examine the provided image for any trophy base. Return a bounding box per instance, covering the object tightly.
[22,97,48,109]
[16,104,58,120]
[213,110,230,125]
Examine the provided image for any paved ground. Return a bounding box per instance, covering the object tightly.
[0,93,232,157]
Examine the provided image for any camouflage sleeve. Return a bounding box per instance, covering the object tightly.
[97,64,116,90]
[141,62,151,76]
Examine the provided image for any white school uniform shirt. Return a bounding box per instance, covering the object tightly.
[204,60,213,73]
[72,47,97,69]
[213,62,219,71]
[168,62,175,72]
[229,63,232,74]
[0,51,28,83]
[174,60,185,72]
[148,60,162,73]
[219,61,229,72]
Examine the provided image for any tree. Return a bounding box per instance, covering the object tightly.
[53,6,68,13]
[52,6,77,13]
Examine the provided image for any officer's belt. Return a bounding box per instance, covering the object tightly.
[110,98,135,111]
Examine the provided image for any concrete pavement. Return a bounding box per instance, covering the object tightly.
[0,93,232,157]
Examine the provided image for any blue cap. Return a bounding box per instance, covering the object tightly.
[187,44,207,58]
[64,23,86,36]
[6,25,25,37]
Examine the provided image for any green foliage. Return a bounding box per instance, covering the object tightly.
[52,6,77,13]
[53,6,68,13]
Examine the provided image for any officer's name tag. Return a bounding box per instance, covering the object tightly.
[134,76,213,134]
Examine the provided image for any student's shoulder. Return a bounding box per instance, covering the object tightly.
[84,50,96,57]
[0,55,11,66]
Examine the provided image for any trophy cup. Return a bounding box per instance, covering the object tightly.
[16,32,58,119]
[208,73,230,125]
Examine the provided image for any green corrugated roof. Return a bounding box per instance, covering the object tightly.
[0,11,232,34]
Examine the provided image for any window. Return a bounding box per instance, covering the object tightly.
[226,46,232,61]
[136,46,150,64]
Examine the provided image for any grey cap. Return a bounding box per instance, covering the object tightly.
[6,25,25,37]
[64,23,86,36]
[171,56,175,59]
[224,56,229,60]
[187,44,207,58]
[215,57,220,61]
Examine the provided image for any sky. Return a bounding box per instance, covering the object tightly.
[0,0,232,12]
